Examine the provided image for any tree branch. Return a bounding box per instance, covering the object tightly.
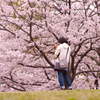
[76,70,100,75]
[18,62,53,68]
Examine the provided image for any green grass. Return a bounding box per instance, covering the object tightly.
[0,90,100,100]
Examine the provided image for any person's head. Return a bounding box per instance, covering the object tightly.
[58,37,68,44]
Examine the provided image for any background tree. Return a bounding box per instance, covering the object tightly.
[0,0,100,91]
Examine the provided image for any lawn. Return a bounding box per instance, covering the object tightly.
[0,89,100,100]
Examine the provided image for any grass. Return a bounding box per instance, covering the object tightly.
[0,89,100,100]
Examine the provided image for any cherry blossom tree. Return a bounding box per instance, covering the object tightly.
[0,0,100,91]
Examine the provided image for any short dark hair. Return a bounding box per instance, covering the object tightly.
[58,37,68,44]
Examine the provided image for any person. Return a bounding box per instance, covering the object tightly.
[53,37,72,90]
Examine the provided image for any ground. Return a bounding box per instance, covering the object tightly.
[0,89,100,100]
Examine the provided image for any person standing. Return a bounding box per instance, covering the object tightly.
[53,37,72,90]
